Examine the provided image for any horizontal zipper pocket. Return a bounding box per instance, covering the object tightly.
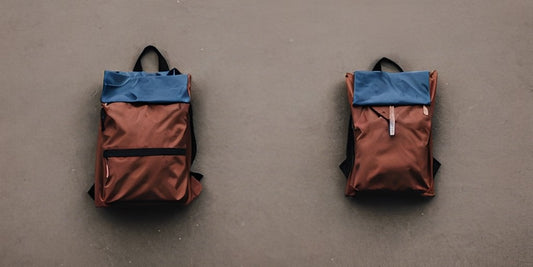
[101,147,188,201]
[103,148,186,158]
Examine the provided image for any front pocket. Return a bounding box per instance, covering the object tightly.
[102,147,188,203]
[353,106,432,192]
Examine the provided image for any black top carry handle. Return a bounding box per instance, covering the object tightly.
[133,45,170,72]
[372,57,404,72]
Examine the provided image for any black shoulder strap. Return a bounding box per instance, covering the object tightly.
[189,105,203,181]
[339,57,441,178]
[88,184,95,199]
[339,116,354,177]
[133,45,170,72]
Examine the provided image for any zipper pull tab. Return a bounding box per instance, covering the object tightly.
[105,158,110,179]
[389,105,395,136]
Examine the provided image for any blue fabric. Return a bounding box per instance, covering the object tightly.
[101,71,190,103]
[353,71,430,106]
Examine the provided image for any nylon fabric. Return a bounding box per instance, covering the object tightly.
[353,71,430,106]
[94,102,202,206]
[101,71,190,103]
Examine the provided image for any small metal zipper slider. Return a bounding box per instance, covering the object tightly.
[389,105,395,136]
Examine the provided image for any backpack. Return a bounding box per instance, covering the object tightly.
[339,58,441,197]
[89,45,203,207]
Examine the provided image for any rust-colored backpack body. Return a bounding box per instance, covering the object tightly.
[90,46,202,207]
[340,58,440,196]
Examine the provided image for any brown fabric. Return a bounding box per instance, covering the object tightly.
[344,71,438,196]
[94,75,201,207]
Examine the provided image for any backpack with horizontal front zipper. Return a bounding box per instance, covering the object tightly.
[339,57,441,197]
[89,45,203,207]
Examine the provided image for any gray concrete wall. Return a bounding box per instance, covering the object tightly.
[1,0,532,266]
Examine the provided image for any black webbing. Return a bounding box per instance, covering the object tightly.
[372,57,404,72]
[339,116,354,178]
[103,148,186,158]
[168,68,182,75]
[133,45,170,72]
[88,184,95,199]
[189,105,203,181]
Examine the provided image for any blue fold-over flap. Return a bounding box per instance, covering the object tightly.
[353,71,430,106]
[101,71,190,103]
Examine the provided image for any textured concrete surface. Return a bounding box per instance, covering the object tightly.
[1,0,532,266]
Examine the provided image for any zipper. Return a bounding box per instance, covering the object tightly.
[103,148,186,158]
[103,148,186,181]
